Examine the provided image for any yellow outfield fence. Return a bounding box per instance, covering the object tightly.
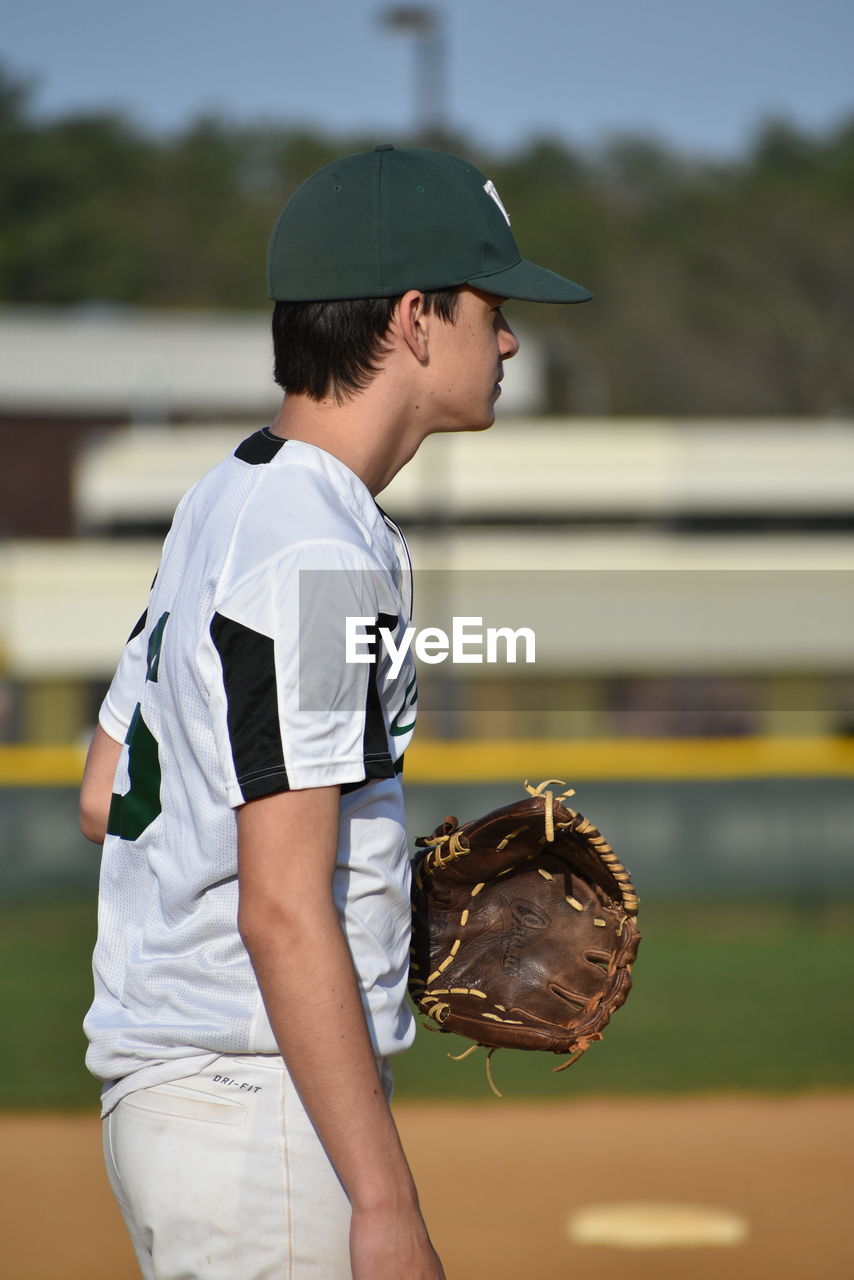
[0,745,88,786]
[404,736,854,781]
[1,736,853,787]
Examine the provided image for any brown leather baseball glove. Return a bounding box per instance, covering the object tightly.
[408,780,640,1093]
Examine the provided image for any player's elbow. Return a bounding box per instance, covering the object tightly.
[79,725,122,845]
[80,795,108,845]
[238,888,333,960]
[237,893,293,955]
[79,783,108,844]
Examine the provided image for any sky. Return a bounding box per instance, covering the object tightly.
[3,0,854,159]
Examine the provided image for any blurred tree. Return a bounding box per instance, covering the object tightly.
[1,61,852,416]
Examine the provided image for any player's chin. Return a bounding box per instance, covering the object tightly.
[468,394,500,432]
[436,398,498,434]
[461,414,496,434]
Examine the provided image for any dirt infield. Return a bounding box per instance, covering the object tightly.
[1,1094,852,1279]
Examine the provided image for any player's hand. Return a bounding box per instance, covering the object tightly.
[349,1203,446,1279]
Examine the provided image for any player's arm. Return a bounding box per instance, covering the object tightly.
[80,725,122,844]
[236,786,444,1280]
[81,596,152,845]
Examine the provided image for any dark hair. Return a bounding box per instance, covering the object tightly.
[271,288,461,403]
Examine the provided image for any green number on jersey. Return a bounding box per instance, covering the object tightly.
[106,612,169,841]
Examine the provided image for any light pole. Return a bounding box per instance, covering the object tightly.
[379,6,447,147]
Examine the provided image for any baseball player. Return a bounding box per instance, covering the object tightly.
[80,145,590,1280]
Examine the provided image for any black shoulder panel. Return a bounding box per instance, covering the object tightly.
[234,429,287,465]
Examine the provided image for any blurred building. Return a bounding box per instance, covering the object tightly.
[0,307,282,538]
[0,305,547,538]
[1,308,853,743]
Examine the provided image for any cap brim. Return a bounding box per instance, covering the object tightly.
[468,257,592,304]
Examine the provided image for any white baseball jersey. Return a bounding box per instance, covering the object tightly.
[84,431,419,1114]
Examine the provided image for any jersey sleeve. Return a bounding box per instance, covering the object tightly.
[98,608,151,744]
[207,540,412,805]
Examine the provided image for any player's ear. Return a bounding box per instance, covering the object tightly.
[395,290,430,364]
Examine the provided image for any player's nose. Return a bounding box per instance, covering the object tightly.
[498,316,520,360]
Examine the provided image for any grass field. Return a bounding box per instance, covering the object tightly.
[2,896,852,1109]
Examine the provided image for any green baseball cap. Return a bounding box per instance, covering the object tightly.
[267,145,592,304]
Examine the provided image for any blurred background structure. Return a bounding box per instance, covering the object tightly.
[379,5,448,147]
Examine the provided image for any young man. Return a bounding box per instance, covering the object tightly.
[81,145,591,1280]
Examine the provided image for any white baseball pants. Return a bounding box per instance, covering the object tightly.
[102,1053,392,1280]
